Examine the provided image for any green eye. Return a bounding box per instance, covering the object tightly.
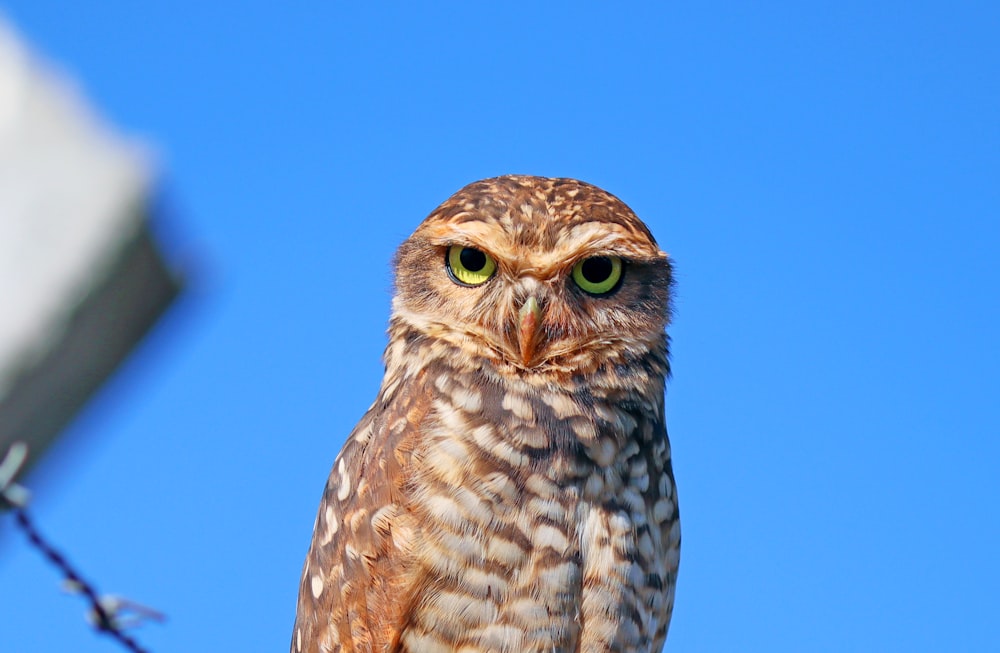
[446,245,497,286]
[572,256,623,295]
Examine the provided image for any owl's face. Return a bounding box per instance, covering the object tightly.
[392,176,672,375]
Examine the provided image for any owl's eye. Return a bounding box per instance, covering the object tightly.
[446,245,497,286]
[572,256,623,295]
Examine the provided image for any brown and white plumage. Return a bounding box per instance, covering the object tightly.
[292,175,680,653]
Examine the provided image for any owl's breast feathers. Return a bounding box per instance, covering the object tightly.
[292,338,679,653]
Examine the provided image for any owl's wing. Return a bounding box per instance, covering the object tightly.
[646,417,680,653]
[291,372,432,653]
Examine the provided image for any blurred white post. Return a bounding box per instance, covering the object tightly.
[0,17,181,493]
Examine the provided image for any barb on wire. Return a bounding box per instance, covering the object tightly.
[0,441,30,508]
[2,441,163,653]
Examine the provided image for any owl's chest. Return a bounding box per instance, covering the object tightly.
[400,386,674,652]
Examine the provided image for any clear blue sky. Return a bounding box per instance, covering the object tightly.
[1,3,998,651]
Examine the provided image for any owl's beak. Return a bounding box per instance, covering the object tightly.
[518,296,542,365]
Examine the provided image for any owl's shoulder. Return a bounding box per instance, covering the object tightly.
[292,370,438,652]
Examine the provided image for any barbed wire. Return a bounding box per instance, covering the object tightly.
[2,441,162,653]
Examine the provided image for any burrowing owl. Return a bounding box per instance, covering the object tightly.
[292,175,680,653]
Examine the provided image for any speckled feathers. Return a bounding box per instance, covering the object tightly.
[292,176,680,653]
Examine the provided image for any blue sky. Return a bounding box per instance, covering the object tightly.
[1,3,998,651]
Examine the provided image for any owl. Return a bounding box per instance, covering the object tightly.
[292,175,680,653]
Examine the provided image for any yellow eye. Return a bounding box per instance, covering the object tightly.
[572,256,623,295]
[446,245,497,286]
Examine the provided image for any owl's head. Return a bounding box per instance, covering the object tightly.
[392,176,673,376]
